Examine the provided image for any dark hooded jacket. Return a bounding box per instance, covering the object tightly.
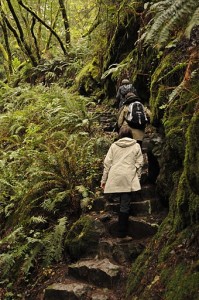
[116,84,137,108]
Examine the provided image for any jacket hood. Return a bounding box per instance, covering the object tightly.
[114,137,137,148]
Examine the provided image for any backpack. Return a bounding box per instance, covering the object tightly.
[125,101,148,129]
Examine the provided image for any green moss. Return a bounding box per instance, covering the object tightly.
[150,85,169,122]
[126,250,150,297]
[159,263,199,300]
[164,264,199,300]
[75,58,101,95]
[166,128,185,160]
[149,49,187,124]
[158,63,187,84]
[174,173,199,230]
[185,113,199,195]
[127,226,199,300]
[169,110,199,230]
[160,266,172,284]
[64,215,100,259]
[150,53,173,94]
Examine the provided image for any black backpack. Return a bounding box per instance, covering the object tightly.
[125,101,148,129]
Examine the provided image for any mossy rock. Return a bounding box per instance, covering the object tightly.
[126,225,199,300]
[64,215,104,260]
[75,59,102,97]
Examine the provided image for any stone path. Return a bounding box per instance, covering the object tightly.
[43,106,168,300]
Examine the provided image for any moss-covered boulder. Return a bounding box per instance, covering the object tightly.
[75,59,103,98]
[64,215,104,260]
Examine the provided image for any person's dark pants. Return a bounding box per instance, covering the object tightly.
[118,192,131,238]
[120,192,131,213]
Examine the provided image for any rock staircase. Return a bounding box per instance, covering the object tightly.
[43,107,168,300]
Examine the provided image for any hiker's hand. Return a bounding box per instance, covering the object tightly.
[101,182,105,190]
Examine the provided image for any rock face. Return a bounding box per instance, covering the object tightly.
[44,282,92,300]
[43,120,168,300]
[68,258,121,288]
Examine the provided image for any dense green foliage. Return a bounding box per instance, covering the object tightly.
[0,83,111,297]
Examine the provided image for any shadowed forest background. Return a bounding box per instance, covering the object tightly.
[0,0,198,299]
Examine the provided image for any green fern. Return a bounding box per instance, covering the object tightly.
[0,229,29,278]
[29,216,47,224]
[41,190,71,212]
[21,243,43,275]
[145,0,199,47]
[43,217,67,265]
[0,83,107,286]
[0,226,24,246]
[185,8,199,38]
[0,252,16,277]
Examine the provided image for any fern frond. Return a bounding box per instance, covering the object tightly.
[41,190,71,212]
[0,253,15,277]
[0,136,20,151]
[43,217,67,265]
[145,0,199,47]
[53,217,67,262]
[29,216,47,224]
[0,243,28,277]
[0,226,24,246]
[21,243,42,275]
[4,203,15,217]
[168,82,185,104]
[185,8,199,38]
[0,178,14,188]
[150,0,173,11]
[29,171,66,184]
[23,179,65,202]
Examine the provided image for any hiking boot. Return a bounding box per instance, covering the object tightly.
[117,212,129,238]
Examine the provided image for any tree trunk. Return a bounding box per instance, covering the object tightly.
[0,17,13,78]
[30,17,41,61]
[18,0,68,56]
[58,0,70,46]
[6,0,38,66]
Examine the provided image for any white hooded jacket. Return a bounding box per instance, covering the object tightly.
[101,138,143,193]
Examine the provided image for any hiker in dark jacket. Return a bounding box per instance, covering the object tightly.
[101,126,143,238]
[116,79,137,109]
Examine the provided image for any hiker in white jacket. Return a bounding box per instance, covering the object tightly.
[101,126,143,238]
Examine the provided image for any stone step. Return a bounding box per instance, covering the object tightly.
[107,217,158,239]
[99,116,117,123]
[68,258,121,289]
[44,282,92,300]
[98,237,146,264]
[131,199,161,215]
[105,198,161,216]
[44,281,118,300]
